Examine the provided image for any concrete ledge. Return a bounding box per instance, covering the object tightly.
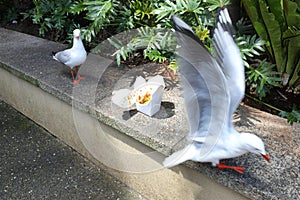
[0,28,299,199]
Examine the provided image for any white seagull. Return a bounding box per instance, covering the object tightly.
[163,8,270,174]
[52,29,87,85]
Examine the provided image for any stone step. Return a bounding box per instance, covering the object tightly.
[0,28,299,199]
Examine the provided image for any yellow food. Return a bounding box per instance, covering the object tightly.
[137,92,151,104]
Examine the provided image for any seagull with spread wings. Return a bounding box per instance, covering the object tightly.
[163,8,270,174]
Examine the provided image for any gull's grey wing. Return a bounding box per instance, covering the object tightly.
[213,8,245,128]
[53,49,72,65]
[178,55,210,141]
[172,16,230,145]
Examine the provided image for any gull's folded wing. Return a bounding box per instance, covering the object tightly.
[54,50,72,65]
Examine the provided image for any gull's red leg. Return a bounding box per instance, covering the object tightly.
[216,163,245,174]
[70,70,79,85]
[75,66,85,81]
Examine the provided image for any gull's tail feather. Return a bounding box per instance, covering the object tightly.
[163,144,197,168]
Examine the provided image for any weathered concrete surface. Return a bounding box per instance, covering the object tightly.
[0,27,299,199]
[0,100,145,199]
[0,67,248,200]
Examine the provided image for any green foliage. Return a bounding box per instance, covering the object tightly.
[153,0,204,23]
[129,0,156,26]
[168,59,179,72]
[236,34,265,67]
[109,27,175,65]
[235,17,255,35]
[69,0,160,42]
[236,17,281,99]
[246,59,281,99]
[14,0,298,124]
[70,0,119,42]
[108,36,136,66]
[280,106,300,125]
[24,0,283,100]
[0,0,19,25]
[242,0,300,86]
[24,0,228,49]
[1,7,19,25]
[205,0,231,11]
[24,0,77,37]
[132,27,175,61]
[152,0,219,47]
[109,0,230,67]
[25,0,119,41]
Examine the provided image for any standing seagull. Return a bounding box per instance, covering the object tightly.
[52,29,87,85]
[163,8,270,174]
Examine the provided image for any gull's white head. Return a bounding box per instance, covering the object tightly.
[240,132,270,162]
[73,29,81,39]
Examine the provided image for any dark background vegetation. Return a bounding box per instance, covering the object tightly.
[1,0,299,124]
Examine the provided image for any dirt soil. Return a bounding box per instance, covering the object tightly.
[2,18,299,117]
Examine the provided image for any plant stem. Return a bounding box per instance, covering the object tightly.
[244,94,284,113]
[194,12,201,27]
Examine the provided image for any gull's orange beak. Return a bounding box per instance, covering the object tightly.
[262,154,270,162]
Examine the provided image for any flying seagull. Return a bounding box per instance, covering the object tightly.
[52,29,87,85]
[163,8,270,174]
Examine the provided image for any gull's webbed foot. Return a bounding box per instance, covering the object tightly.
[216,163,245,174]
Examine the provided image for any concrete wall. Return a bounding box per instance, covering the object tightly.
[0,67,248,200]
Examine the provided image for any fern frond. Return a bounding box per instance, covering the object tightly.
[246,59,281,99]
[236,35,265,59]
[280,106,300,125]
[108,37,135,66]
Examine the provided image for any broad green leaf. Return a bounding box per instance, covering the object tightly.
[242,0,269,43]
[266,0,285,30]
[259,0,286,72]
[284,0,300,29]
[288,59,300,86]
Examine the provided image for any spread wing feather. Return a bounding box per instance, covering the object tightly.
[164,8,247,167]
[172,15,230,143]
[213,8,245,128]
